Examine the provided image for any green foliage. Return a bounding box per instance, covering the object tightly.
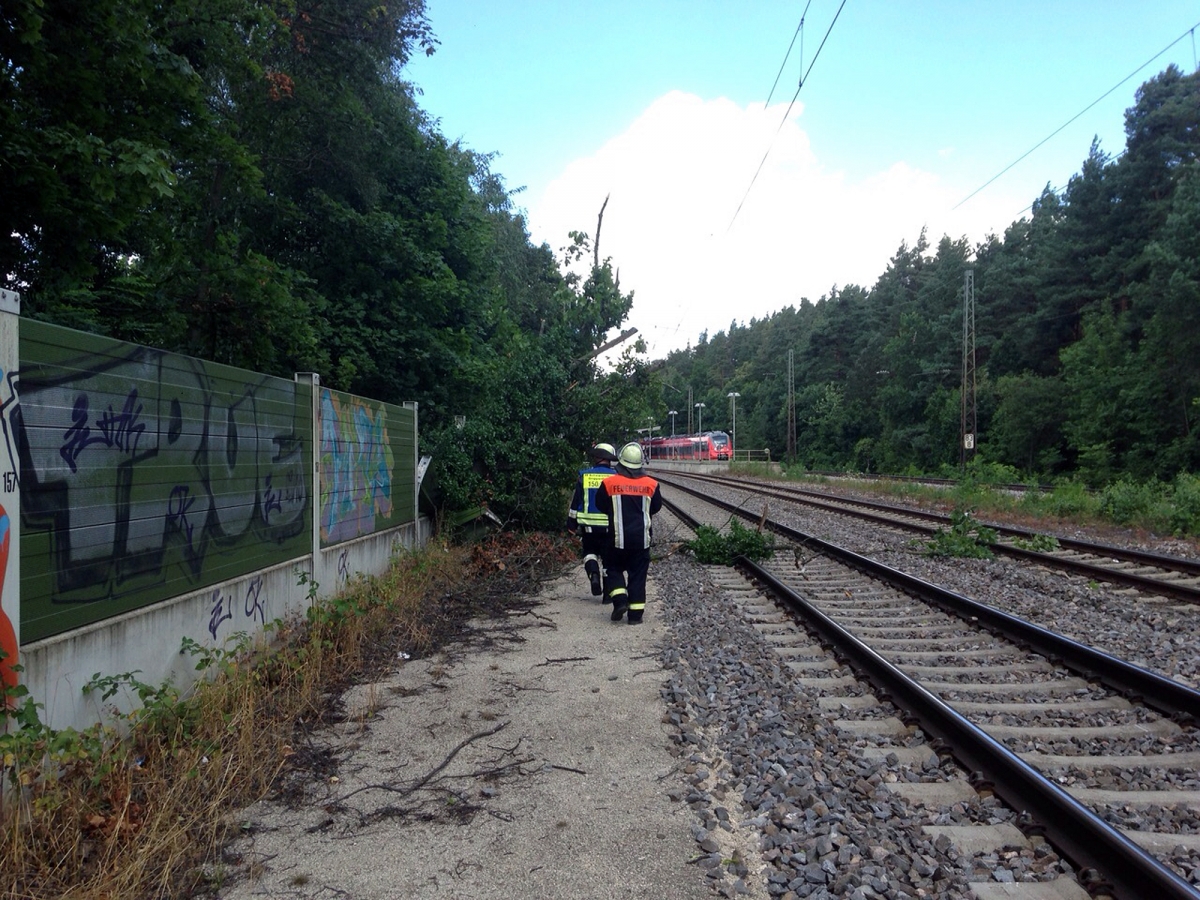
[84,669,197,738]
[648,68,1200,486]
[1029,480,1098,519]
[1009,533,1060,552]
[1096,478,1165,526]
[1168,473,1200,536]
[1,540,475,898]
[6,0,1199,526]
[180,633,253,673]
[684,520,775,565]
[924,509,997,559]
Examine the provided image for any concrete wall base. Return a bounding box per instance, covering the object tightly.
[22,516,434,731]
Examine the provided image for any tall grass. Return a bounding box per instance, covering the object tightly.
[1,540,475,900]
[792,470,1200,539]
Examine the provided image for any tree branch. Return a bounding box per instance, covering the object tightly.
[594,193,610,270]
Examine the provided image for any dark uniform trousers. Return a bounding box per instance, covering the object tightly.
[580,527,612,587]
[604,547,650,623]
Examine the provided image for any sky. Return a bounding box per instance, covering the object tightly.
[405,2,1200,361]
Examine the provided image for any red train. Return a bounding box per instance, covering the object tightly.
[642,431,731,461]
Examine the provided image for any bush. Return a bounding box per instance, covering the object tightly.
[0,540,479,899]
[1168,473,1200,537]
[964,457,1023,485]
[1097,478,1163,526]
[924,509,997,559]
[684,519,775,565]
[1010,532,1060,552]
[1033,480,1097,519]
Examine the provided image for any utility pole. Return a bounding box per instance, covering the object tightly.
[644,417,659,459]
[960,269,977,473]
[786,349,796,461]
[727,392,740,460]
[687,386,694,434]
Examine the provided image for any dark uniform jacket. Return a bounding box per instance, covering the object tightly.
[595,472,662,550]
[567,463,617,534]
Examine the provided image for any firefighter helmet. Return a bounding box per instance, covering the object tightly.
[592,442,617,462]
[617,441,644,473]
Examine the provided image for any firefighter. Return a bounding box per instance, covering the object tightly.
[595,441,662,625]
[567,442,618,598]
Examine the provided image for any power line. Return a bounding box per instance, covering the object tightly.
[728,0,848,232]
[764,1,812,108]
[1009,145,1130,221]
[954,18,1200,211]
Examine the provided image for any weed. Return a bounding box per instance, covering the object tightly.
[0,539,485,900]
[1030,480,1097,519]
[1097,478,1164,527]
[684,519,775,565]
[1009,533,1060,552]
[1168,473,1200,537]
[924,509,998,559]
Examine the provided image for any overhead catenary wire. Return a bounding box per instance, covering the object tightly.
[954,18,1200,211]
[654,2,832,355]
[764,1,813,108]
[728,0,848,232]
[1010,145,1131,221]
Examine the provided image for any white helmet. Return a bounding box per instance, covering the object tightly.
[617,441,644,473]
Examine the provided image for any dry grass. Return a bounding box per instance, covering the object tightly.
[0,532,575,899]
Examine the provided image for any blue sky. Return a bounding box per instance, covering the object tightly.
[406,2,1200,359]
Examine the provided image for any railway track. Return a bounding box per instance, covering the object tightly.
[803,470,1056,495]
[655,488,1200,900]
[659,470,1200,606]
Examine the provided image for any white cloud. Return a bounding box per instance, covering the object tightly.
[528,91,1029,360]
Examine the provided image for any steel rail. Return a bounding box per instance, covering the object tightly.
[782,484,1200,577]
[660,494,1200,900]
[661,478,1200,719]
[742,557,1200,900]
[658,471,1200,603]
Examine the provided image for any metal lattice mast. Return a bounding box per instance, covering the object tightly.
[787,349,796,461]
[960,269,977,471]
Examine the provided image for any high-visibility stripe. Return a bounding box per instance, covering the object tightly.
[610,497,652,549]
[614,501,652,549]
[628,600,645,610]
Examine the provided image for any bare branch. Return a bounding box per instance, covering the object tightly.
[594,193,610,269]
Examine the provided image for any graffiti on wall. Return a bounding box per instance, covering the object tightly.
[319,389,394,545]
[0,507,16,702]
[207,574,266,640]
[8,332,312,641]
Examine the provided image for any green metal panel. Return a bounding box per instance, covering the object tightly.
[318,387,415,547]
[17,319,313,642]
